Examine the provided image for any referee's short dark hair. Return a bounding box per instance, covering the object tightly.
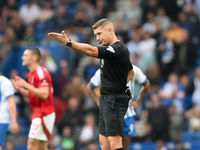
[92,18,113,30]
[28,47,41,62]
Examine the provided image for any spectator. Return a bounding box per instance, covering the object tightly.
[133,122,153,142]
[75,113,99,149]
[4,141,14,150]
[127,19,140,41]
[9,16,25,40]
[64,75,85,101]
[159,72,185,113]
[21,25,37,45]
[166,21,188,45]
[142,11,158,36]
[154,8,171,31]
[145,62,161,93]
[178,11,195,40]
[6,128,26,146]
[19,0,41,25]
[57,59,71,96]
[191,67,200,111]
[175,141,187,150]
[49,127,61,149]
[140,0,158,23]
[83,142,99,150]
[60,96,84,131]
[76,0,95,25]
[156,30,174,80]
[147,93,169,141]
[94,0,105,22]
[41,49,57,75]
[114,19,129,44]
[54,88,68,126]
[61,126,75,150]
[184,104,200,133]
[0,27,18,62]
[168,104,183,142]
[185,3,200,38]
[155,139,167,150]
[122,0,142,29]
[38,0,54,23]
[73,8,90,28]
[83,57,99,83]
[137,31,156,72]
[0,0,18,29]
[158,0,182,21]
[47,5,71,31]
[126,31,141,56]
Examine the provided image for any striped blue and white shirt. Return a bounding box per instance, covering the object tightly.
[90,65,147,119]
[0,76,15,123]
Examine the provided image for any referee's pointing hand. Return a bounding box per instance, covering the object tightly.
[48,31,69,46]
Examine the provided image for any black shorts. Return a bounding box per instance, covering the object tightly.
[99,93,129,137]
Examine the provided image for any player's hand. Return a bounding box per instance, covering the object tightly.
[129,101,139,108]
[14,76,27,88]
[10,122,19,134]
[10,78,20,90]
[48,30,69,45]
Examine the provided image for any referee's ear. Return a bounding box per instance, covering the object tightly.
[108,27,113,34]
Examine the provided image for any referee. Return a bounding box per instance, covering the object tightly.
[48,18,134,150]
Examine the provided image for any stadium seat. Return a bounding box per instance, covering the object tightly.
[182,131,193,142]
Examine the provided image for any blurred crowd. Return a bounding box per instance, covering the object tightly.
[0,0,200,150]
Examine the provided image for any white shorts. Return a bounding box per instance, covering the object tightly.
[28,112,55,141]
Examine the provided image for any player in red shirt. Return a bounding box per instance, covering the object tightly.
[11,48,55,150]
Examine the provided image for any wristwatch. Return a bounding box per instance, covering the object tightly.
[66,39,72,46]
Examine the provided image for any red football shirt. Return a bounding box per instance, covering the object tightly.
[28,66,55,119]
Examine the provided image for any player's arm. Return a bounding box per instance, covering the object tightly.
[11,78,29,98]
[130,79,150,108]
[4,79,19,134]
[48,31,99,57]
[127,69,134,83]
[86,82,99,107]
[7,96,19,134]
[14,76,49,100]
[26,85,49,100]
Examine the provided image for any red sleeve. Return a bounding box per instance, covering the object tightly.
[37,71,50,88]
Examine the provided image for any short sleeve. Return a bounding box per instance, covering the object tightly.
[37,78,50,87]
[97,44,122,59]
[2,78,14,99]
[90,69,101,87]
[134,65,147,85]
[36,68,50,88]
[129,62,133,71]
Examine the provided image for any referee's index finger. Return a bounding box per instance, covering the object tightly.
[48,32,59,36]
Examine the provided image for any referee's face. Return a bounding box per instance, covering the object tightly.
[94,27,110,46]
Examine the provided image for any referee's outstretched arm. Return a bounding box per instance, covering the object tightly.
[48,31,99,57]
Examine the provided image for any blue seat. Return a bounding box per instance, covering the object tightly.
[20,125,29,137]
[182,131,193,142]
[193,132,200,141]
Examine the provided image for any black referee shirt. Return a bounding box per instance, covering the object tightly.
[97,40,133,95]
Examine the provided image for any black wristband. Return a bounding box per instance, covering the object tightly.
[66,39,72,46]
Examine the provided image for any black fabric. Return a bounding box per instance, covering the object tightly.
[99,94,129,137]
[115,148,124,150]
[97,41,132,95]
